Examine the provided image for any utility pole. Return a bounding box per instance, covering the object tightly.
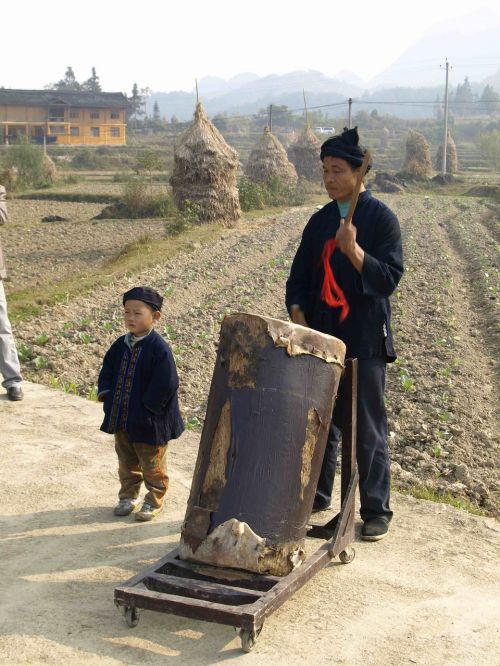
[303,89,309,127]
[269,104,273,133]
[348,98,352,128]
[441,59,451,175]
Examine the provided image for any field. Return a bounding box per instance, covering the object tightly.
[3,173,499,517]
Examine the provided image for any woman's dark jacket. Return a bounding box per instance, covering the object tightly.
[286,191,404,362]
[98,329,184,445]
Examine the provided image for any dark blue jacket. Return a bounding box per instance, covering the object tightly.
[285,191,404,361]
[98,329,184,445]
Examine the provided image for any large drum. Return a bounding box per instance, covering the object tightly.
[179,313,346,576]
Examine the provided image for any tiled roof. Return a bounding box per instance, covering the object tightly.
[0,89,128,108]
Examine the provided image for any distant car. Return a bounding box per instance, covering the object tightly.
[313,127,335,134]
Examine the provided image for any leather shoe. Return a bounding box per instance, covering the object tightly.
[7,385,23,401]
[361,516,390,541]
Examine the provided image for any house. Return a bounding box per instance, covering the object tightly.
[0,89,128,146]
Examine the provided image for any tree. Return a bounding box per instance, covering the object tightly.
[434,95,443,121]
[82,67,102,92]
[453,77,473,117]
[51,67,82,91]
[480,85,500,116]
[153,101,161,122]
[127,83,144,124]
[135,149,165,195]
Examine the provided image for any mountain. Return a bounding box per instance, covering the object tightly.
[369,9,500,89]
[148,70,363,121]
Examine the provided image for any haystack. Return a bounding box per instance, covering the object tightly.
[0,166,18,191]
[379,127,390,151]
[435,133,458,173]
[287,125,322,181]
[170,103,240,226]
[245,126,298,188]
[403,130,432,178]
[42,154,57,184]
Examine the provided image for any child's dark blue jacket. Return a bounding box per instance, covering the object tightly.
[98,329,184,445]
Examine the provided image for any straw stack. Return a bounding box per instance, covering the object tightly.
[170,103,241,226]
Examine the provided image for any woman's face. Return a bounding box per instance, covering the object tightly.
[322,156,359,202]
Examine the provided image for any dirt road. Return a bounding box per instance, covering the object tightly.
[0,382,498,665]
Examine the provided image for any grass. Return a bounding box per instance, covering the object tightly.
[398,484,486,516]
[8,223,223,322]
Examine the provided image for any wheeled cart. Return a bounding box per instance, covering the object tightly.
[114,359,358,653]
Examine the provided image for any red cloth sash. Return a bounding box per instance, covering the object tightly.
[320,239,349,322]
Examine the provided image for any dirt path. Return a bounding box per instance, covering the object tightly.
[0,382,499,665]
[12,194,499,513]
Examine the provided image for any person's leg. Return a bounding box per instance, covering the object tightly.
[114,431,143,501]
[135,442,169,510]
[0,281,23,394]
[356,359,392,524]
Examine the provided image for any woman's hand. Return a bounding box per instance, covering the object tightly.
[336,218,365,273]
[290,305,308,327]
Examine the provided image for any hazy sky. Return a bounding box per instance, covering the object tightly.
[4,0,499,94]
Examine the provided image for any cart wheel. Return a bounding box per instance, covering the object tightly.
[124,606,139,627]
[239,627,262,653]
[339,546,355,564]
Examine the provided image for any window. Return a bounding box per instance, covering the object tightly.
[70,111,80,119]
[90,111,100,119]
[110,112,120,119]
[70,126,80,136]
[110,127,120,137]
[91,127,100,137]
[48,106,65,121]
[49,125,66,135]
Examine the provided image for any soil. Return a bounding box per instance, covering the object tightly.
[0,382,498,665]
[6,193,499,515]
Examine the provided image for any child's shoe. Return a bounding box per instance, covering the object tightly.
[114,498,140,516]
[135,502,163,521]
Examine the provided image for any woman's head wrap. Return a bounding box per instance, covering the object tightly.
[122,286,163,311]
[320,126,371,171]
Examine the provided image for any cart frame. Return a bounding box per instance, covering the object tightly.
[114,359,359,652]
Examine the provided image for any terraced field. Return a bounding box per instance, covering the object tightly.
[5,190,499,515]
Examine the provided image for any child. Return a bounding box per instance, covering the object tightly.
[98,286,184,521]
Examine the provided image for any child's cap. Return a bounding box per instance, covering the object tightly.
[122,286,163,311]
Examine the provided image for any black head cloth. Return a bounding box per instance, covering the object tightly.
[320,126,371,171]
[122,286,163,311]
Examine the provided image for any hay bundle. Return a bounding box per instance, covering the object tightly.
[379,127,390,151]
[0,166,18,191]
[403,130,432,178]
[170,103,240,226]
[42,154,57,183]
[287,126,322,181]
[435,133,458,173]
[245,126,298,188]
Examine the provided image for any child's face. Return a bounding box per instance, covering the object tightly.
[123,299,160,337]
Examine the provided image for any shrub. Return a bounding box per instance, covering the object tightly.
[71,149,99,169]
[238,176,266,211]
[166,199,201,236]
[3,144,49,189]
[479,130,500,171]
[122,177,148,215]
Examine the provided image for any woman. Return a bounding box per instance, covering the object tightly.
[286,127,404,541]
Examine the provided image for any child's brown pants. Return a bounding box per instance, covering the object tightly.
[114,430,169,508]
